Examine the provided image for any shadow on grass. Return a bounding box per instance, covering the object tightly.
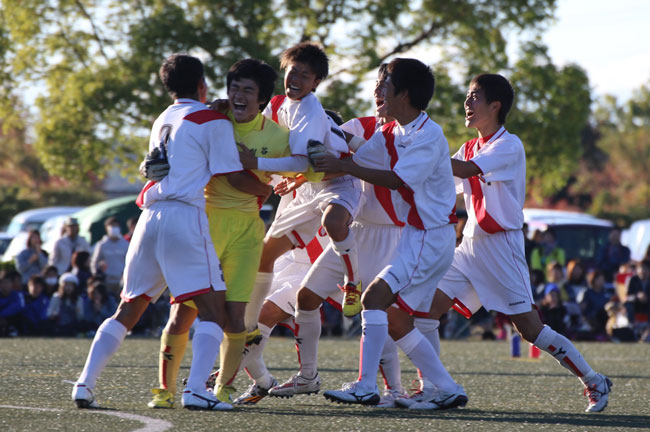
[248,405,650,428]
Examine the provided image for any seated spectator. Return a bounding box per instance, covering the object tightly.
[562,259,589,303]
[0,275,24,336]
[91,217,129,296]
[605,296,636,342]
[523,223,537,266]
[596,227,631,283]
[41,265,60,297]
[539,284,568,336]
[15,229,49,286]
[21,275,51,335]
[46,272,83,336]
[530,268,546,302]
[4,269,24,294]
[70,250,92,296]
[78,281,117,335]
[625,259,650,336]
[530,229,566,274]
[579,269,610,340]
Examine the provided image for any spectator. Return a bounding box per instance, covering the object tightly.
[530,229,566,274]
[48,217,90,274]
[562,259,589,335]
[625,260,650,335]
[596,228,631,283]
[579,269,610,340]
[70,250,92,296]
[15,229,49,286]
[540,284,568,336]
[0,276,23,336]
[4,269,23,293]
[530,268,546,302]
[91,217,129,296]
[42,265,60,297]
[523,223,537,266]
[124,216,138,242]
[46,272,83,336]
[78,282,117,335]
[605,297,635,342]
[21,275,51,335]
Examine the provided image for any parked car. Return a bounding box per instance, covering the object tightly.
[73,195,141,246]
[524,208,614,268]
[0,232,12,257]
[622,219,650,262]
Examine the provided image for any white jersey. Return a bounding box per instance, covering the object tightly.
[452,127,525,238]
[353,112,457,230]
[262,93,348,156]
[341,116,404,227]
[141,99,242,210]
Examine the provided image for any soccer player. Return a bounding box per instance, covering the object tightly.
[71,53,242,411]
[315,58,466,408]
[242,43,363,348]
[145,58,296,407]
[423,73,612,413]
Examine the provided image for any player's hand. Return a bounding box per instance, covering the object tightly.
[312,153,341,172]
[139,148,170,182]
[206,98,229,113]
[274,176,307,196]
[237,142,258,169]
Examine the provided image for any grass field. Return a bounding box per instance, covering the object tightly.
[1,336,648,431]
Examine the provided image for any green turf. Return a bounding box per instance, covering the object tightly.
[0,337,648,431]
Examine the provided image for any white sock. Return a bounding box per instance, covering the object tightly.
[295,308,321,379]
[77,318,127,388]
[533,325,596,384]
[379,337,403,393]
[245,272,273,331]
[414,317,440,355]
[185,321,223,392]
[242,323,274,388]
[396,328,457,394]
[357,310,388,392]
[331,231,359,285]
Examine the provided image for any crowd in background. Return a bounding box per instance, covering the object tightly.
[2,211,649,343]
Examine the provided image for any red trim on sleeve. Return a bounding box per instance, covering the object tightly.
[373,186,405,227]
[357,116,378,140]
[135,181,156,208]
[173,287,213,303]
[291,230,307,249]
[183,110,230,125]
[269,95,286,124]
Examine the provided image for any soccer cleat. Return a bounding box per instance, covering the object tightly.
[408,384,468,410]
[233,378,278,405]
[72,383,99,409]
[246,327,263,346]
[373,388,408,408]
[394,381,434,408]
[341,281,362,317]
[215,384,237,403]
[268,373,321,398]
[584,374,612,413]
[323,381,380,405]
[147,388,174,409]
[181,388,233,411]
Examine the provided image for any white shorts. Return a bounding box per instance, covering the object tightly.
[266,176,362,248]
[304,221,402,307]
[378,224,455,317]
[122,201,225,303]
[438,230,534,316]
[266,253,312,316]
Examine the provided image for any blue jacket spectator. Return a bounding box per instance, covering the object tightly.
[596,228,631,283]
[21,276,51,335]
[580,269,610,339]
[0,276,24,336]
[46,272,83,336]
[79,282,117,334]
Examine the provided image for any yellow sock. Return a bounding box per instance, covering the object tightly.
[216,331,247,387]
[158,331,189,394]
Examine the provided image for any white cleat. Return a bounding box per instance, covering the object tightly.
[72,383,99,409]
[584,374,612,413]
[233,378,278,405]
[394,386,432,408]
[408,384,468,410]
[373,388,408,408]
[268,373,321,398]
[323,381,380,406]
[181,388,233,411]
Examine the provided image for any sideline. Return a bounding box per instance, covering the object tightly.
[0,405,173,432]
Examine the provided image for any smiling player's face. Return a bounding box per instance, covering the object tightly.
[284,61,321,100]
[228,77,261,123]
[464,84,498,131]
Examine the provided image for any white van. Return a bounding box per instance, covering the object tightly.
[622,219,650,262]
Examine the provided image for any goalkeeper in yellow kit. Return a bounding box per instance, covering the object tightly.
[144,58,306,408]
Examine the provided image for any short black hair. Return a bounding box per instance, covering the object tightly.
[387,58,434,111]
[226,58,278,111]
[470,74,514,125]
[280,42,329,80]
[159,53,204,99]
[324,109,344,126]
[104,216,119,226]
[378,63,389,80]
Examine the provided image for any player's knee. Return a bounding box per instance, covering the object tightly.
[297,287,322,310]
